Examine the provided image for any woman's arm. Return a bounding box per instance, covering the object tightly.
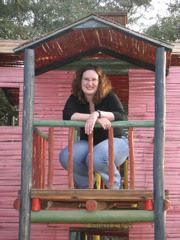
[70,112,91,121]
[63,92,125,135]
[71,110,114,121]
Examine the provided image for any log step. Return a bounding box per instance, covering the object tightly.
[31,189,169,202]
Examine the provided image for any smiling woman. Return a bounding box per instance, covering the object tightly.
[59,64,129,189]
[81,70,99,102]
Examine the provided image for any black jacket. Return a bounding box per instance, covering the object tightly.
[63,91,126,145]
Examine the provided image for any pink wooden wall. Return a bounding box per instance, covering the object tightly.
[0,68,23,240]
[128,67,180,240]
[0,68,75,240]
[0,66,179,239]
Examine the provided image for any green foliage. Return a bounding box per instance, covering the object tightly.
[0,0,152,40]
[0,0,153,125]
[0,0,179,41]
[144,0,180,42]
[96,0,151,23]
[0,88,18,126]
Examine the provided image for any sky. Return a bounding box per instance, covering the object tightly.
[129,0,170,32]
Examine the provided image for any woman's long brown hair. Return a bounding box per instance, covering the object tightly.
[72,64,112,104]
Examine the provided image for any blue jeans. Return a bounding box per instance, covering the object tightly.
[59,137,129,189]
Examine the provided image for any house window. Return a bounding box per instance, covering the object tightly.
[0,87,19,126]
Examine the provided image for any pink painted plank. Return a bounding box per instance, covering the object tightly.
[1,67,180,240]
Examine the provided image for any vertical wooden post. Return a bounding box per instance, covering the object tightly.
[88,133,94,189]
[19,49,34,240]
[108,127,114,189]
[68,127,75,188]
[153,47,166,240]
[37,134,41,187]
[43,138,47,180]
[41,138,46,188]
[39,137,44,188]
[32,132,38,188]
[48,127,54,188]
[124,159,129,189]
[128,127,135,189]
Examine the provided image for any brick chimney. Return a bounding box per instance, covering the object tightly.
[94,12,128,26]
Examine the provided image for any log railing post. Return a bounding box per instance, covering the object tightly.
[32,132,38,188]
[88,133,94,189]
[32,132,47,189]
[48,128,54,188]
[68,127,75,188]
[39,137,45,188]
[108,128,114,189]
[128,128,135,189]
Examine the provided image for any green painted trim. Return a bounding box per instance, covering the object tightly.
[69,232,76,240]
[33,120,154,128]
[31,210,154,223]
[58,58,133,66]
[56,58,138,74]
[58,67,129,75]
[33,127,48,140]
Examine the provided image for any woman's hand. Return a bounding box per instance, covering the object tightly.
[85,112,111,135]
[85,112,98,135]
[97,118,111,130]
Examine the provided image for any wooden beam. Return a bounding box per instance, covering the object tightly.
[31,209,154,223]
[19,49,35,240]
[70,225,130,236]
[33,120,154,128]
[100,47,156,72]
[31,189,168,202]
[153,47,166,240]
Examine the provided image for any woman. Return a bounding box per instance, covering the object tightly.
[59,64,129,189]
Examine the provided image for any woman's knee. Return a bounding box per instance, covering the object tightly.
[59,147,68,170]
[114,137,129,166]
[93,142,109,172]
[59,140,89,170]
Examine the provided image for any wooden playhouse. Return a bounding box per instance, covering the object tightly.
[0,13,180,240]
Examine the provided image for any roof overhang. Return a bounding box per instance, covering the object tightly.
[13,15,174,76]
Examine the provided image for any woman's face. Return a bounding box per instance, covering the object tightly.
[81,70,99,98]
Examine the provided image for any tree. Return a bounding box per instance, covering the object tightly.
[0,0,152,125]
[144,0,180,42]
[0,0,152,40]
[96,0,152,24]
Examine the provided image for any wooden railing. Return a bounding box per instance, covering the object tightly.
[32,127,54,189]
[32,120,154,190]
[14,119,171,214]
